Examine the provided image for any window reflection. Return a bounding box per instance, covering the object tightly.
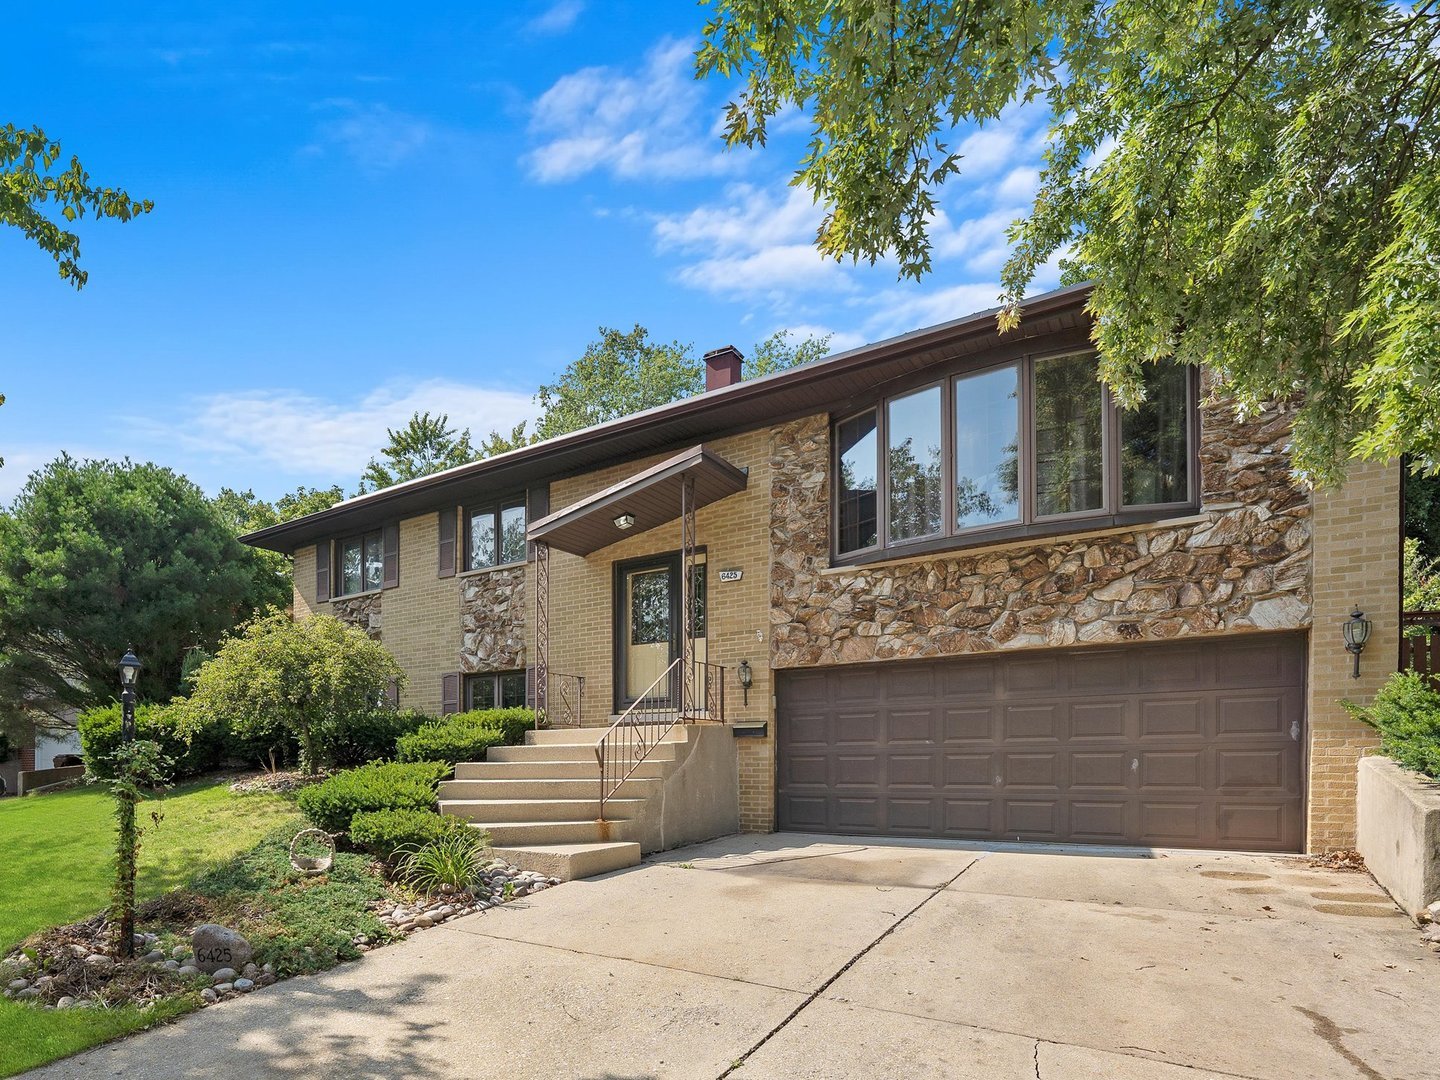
[887,386,943,542]
[954,364,1020,529]
[1122,361,1190,505]
[1034,354,1105,517]
[837,411,878,553]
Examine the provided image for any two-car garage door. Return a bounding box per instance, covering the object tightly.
[776,634,1306,852]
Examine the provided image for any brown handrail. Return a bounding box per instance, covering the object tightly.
[595,658,686,821]
[539,670,584,729]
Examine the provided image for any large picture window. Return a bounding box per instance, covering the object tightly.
[465,496,527,571]
[337,530,384,596]
[833,353,1195,559]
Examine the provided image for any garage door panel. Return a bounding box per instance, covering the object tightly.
[777,633,1305,852]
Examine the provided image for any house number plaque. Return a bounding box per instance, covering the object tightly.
[717,568,743,582]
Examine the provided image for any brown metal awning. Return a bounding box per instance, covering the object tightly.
[527,445,747,556]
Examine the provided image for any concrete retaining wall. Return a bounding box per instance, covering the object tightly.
[1357,755,1440,918]
[632,725,739,854]
[17,764,86,796]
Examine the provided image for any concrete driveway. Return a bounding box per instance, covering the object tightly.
[27,834,1439,1080]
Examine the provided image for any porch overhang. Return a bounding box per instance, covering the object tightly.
[526,444,747,556]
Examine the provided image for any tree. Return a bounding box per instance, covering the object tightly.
[0,456,267,726]
[213,484,348,615]
[359,412,479,493]
[697,1,1440,485]
[176,612,404,774]
[490,325,832,449]
[1406,472,1440,561]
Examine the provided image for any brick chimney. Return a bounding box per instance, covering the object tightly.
[703,345,744,391]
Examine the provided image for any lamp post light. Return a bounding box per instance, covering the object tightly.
[1342,609,1371,679]
[117,646,141,958]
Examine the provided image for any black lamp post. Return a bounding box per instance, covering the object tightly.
[1342,609,1371,679]
[117,646,141,957]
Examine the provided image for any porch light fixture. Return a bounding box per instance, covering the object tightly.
[1342,608,1371,679]
[613,513,636,531]
[738,659,753,706]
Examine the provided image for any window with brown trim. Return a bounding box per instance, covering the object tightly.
[465,671,527,711]
[335,529,384,596]
[832,352,1197,560]
[465,496,527,571]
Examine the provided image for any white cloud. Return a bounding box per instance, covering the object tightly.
[526,0,585,35]
[856,282,1007,342]
[306,100,436,170]
[127,379,535,482]
[525,38,737,182]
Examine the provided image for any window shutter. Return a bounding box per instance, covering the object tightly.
[384,678,400,707]
[525,665,535,710]
[526,484,549,561]
[382,523,400,589]
[315,541,331,603]
[438,508,457,578]
[440,672,460,715]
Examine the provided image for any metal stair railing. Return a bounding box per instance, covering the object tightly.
[595,658,685,821]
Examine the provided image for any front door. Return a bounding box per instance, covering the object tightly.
[614,552,707,711]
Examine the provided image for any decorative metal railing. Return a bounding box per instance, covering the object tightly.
[542,671,584,729]
[594,657,728,819]
[1401,611,1440,685]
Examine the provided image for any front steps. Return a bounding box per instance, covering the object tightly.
[439,726,690,881]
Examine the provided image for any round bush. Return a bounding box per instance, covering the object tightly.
[395,721,505,766]
[296,760,450,834]
[350,808,467,862]
[78,701,226,781]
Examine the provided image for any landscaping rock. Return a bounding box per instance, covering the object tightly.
[233,978,255,992]
[213,982,234,994]
[163,959,181,972]
[177,965,199,977]
[210,967,238,983]
[1421,923,1440,944]
[190,925,252,974]
[7,979,28,992]
[172,945,191,960]
[84,954,115,971]
[241,963,258,978]
[16,987,40,1000]
[55,996,75,1009]
[200,988,218,1004]
[139,949,165,964]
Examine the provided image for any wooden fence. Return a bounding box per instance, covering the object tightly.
[1400,611,1440,684]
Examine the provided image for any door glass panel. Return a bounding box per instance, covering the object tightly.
[1034,353,1105,517]
[1121,361,1189,506]
[953,364,1021,529]
[362,532,384,591]
[626,566,672,700]
[339,538,363,596]
[500,502,527,564]
[887,385,943,542]
[836,412,878,553]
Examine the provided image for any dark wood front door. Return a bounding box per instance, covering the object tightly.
[776,633,1307,852]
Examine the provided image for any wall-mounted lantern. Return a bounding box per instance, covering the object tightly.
[738,659,753,707]
[1342,608,1371,679]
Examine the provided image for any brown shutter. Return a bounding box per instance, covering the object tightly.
[315,541,331,603]
[438,508,457,578]
[384,678,400,707]
[382,523,399,589]
[440,672,461,715]
[526,484,549,561]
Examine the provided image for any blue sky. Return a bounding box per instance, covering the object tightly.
[1,1,1058,506]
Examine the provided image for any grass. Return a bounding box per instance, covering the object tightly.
[0,776,302,1078]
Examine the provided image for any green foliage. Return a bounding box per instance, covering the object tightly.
[1407,471,1440,561]
[396,831,491,895]
[0,456,279,723]
[328,708,433,768]
[1345,671,1440,779]
[177,612,404,774]
[744,329,831,379]
[178,647,211,693]
[295,760,449,835]
[210,484,347,614]
[698,1,1440,485]
[0,729,10,763]
[88,738,171,954]
[77,702,226,783]
[1404,538,1440,616]
[349,808,466,862]
[393,709,532,766]
[359,411,480,494]
[0,123,152,290]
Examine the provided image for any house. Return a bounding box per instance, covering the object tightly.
[243,284,1398,876]
[0,711,83,797]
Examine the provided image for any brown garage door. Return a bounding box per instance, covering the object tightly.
[776,633,1306,852]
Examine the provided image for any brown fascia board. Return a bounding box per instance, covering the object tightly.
[242,282,1094,553]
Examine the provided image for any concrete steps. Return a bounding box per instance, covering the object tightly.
[439,725,701,880]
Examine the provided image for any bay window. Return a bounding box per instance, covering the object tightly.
[833,352,1195,560]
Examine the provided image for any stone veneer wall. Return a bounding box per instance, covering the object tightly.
[460,566,527,673]
[330,592,382,639]
[771,384,1313,666]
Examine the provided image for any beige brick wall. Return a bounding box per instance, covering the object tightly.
[545,431,775,830]
[1306,459,1399,851]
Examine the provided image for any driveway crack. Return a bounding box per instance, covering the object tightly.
[716,856,982,1078]
[1033,1039,1042,1079]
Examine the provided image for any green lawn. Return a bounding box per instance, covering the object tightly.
[0,776,301,1078]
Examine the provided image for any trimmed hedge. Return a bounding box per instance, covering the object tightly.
[326,708,433,768]
[454,708,534,745]
[349,808,468,862]
[395,723,506,767]
[296,760,451,834]
[1346,671,1440,778]
[78,701,228,781]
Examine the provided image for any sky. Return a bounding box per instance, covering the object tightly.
[0,1,1060,506]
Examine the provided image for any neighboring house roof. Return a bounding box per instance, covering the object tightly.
[243,283,1093,554]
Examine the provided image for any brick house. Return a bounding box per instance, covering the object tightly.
[244,284,1398,874]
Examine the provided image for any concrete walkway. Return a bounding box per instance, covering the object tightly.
[27,834,1440,1079]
